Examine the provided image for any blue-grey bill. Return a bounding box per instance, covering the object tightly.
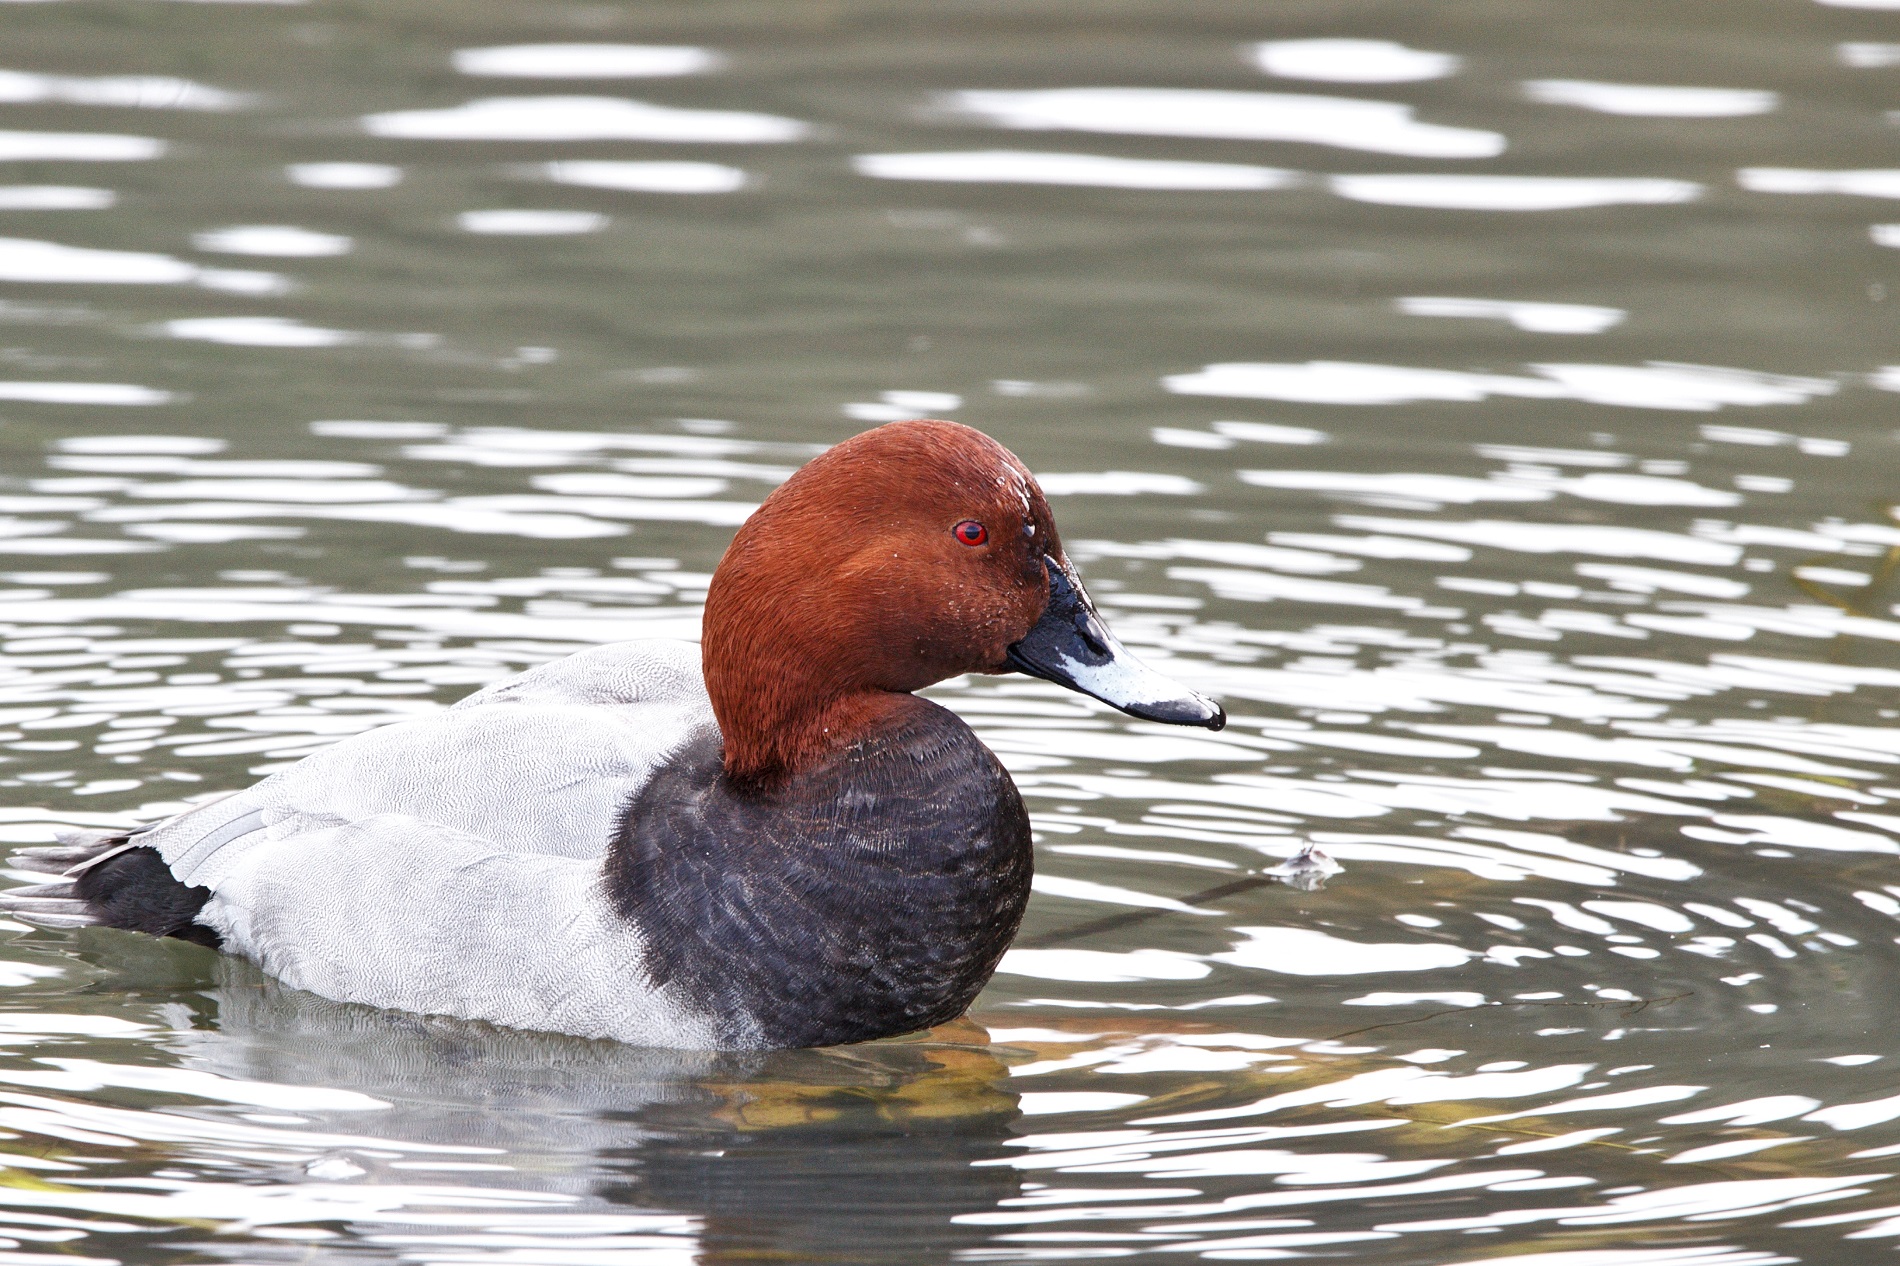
[1005,555,1225,730]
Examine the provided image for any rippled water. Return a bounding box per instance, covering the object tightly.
[9,1,1900,1262]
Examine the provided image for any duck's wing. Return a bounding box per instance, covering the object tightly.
[194,811,722,1046]
[0,641,732,1045]
[160,637,717,874]
[3,807,725,1045]
[2,639,707,917]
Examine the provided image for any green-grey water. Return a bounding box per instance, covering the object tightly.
[4,1,1900,1262]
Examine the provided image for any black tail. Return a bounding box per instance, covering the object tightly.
[1,830,220,948]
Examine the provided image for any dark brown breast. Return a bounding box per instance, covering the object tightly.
[605,694,1034,1049]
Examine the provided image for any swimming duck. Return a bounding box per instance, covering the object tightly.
[1,421,1224,1050]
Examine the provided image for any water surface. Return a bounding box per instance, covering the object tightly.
[4,1,1900,1262]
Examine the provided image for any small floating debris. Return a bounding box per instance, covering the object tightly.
[1264,842,1343,892]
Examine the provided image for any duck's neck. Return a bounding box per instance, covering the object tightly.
[700,605,907,787]
[717,675,911,789]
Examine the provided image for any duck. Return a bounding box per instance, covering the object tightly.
[0,420,1225,1050]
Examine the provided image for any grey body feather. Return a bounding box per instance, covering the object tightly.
[7,641,723,1046]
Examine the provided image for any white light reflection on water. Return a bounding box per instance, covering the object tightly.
[284,162,401,189]
[157,316,362,346]
[543,159,749,193]
[1524,80,1780,117]
[0,131,163,161]
[1250,39,1462,84]
[452,44,723,79]
[0,238,196,284]
[0,382,170,405]
[854,150,1299,190]
[1443,1251,1794,1265]
[191,225,351,257]
[1739,168,1900,198]
[1398,296,1628,334]
[0,237,288,296]
[1331,174,1703,210]
[457,209,608,235]
[0,70,247,110]
[1165,360,1838,410]
[1842,42,1900,68]
[945,88,1506,158]
[0,187,115,211]
[364,97,811,142]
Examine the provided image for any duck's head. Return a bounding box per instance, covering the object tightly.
[702,420,1225,785]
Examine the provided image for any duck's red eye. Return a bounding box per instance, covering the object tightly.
[953,520,988,547]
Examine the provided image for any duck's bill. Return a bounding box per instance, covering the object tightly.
[1005,556,1226,730]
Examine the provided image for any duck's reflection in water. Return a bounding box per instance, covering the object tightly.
[611,1052,1024,1264]
[166,953,1024,1261]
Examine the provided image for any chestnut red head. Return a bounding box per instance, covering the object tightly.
[701,420,1221,784]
